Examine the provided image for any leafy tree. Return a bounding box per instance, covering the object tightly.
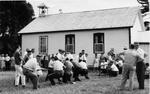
[0,1,34,56]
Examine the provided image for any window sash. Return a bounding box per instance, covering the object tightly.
[39,36,48,54]
[93,33,104,53]
[65,35,75,54]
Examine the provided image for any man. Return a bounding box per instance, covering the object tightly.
[120,44,142,91]
[56,49,65,62]
[80,50,87,62]
[22,49,32,65]
[135,43,147,89]
[23,55,42,89]
[48,56,64,85]
[14,46,25,87]
[63,58,73,83]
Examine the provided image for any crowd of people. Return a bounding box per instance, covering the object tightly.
[0,54,13,71]
[13,47,90,89]
[1,43,149,91]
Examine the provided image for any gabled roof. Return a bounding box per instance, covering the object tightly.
[19,7,140,34]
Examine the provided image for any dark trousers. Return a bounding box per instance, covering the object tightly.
[80,69,89,79]
[108,70,118,77]
[23,69,38,89]
[5,61,10,71]
[73,67,81,81]
[45,68,54,81]
[48,70,64,85]
[63,72,72,83]
[136,61,145,89]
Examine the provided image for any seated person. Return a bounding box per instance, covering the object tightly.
[100,61,108,74]
[78,60,89,79]
[115,59,123,74]
[48,56,64,85]
[145,63,150,79]
[107,61,119,77]
[63,58,73,83]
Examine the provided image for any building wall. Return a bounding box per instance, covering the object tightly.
[22,28,129,65]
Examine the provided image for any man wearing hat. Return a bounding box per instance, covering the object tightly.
[23,54,43,89]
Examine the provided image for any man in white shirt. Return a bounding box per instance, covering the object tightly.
[79,60,89,79]
[23,55,42,89]
[48,56,64,85]
[56,49,65,62]
[135,43,147,89]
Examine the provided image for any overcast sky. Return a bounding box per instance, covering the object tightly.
[27,0,140,16]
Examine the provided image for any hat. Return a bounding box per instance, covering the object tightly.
[27,49,32,52]
[36,54,42,57]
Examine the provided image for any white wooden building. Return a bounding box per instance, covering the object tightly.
[19,7,145,65]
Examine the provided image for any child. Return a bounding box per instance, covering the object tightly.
[93,53,99,72]
[99,53,107,75]
[115,59,123,74]
[107,61,119,77]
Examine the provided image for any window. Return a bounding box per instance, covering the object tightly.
[39,36,48,54]
[93,33,104,53]
[65,34,75,54]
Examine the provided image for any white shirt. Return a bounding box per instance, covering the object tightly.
[5,56,10,61]
[23,58,39,72]
[66,53,74,60]
[111,64,119,71]
[137,48,146,60]
[56,53,64,61]
[53,60,64,71]
[79,61,87,69]
[116,60,123,67]
[48,60,54,68]
[80,54,87,61]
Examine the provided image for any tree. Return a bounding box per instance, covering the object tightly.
[0,1,34,56]
[137,0,149,13]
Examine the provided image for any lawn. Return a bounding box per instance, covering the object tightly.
[0,71,149,94]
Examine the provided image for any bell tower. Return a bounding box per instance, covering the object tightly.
[37,3,48,17]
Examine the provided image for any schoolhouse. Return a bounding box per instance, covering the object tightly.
[19,7,146,65]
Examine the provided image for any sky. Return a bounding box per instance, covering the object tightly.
[27,0,140,16]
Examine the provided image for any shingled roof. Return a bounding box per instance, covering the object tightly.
[19,7,140,34]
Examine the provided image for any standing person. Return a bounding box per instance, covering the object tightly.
[5,54,11,71]
[14,46,26,87]
[135,43,147,89]
[56,49,65,62]
[107,48,116,60]
[99,53,107,75]
[0,54,2,71]
[80,50,87,62]
[1,54,5,71]
[93,53,99,72]
[23,55,42,89]
[120,44,142,91]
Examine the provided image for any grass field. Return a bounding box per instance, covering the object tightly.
[0,71,149,94]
